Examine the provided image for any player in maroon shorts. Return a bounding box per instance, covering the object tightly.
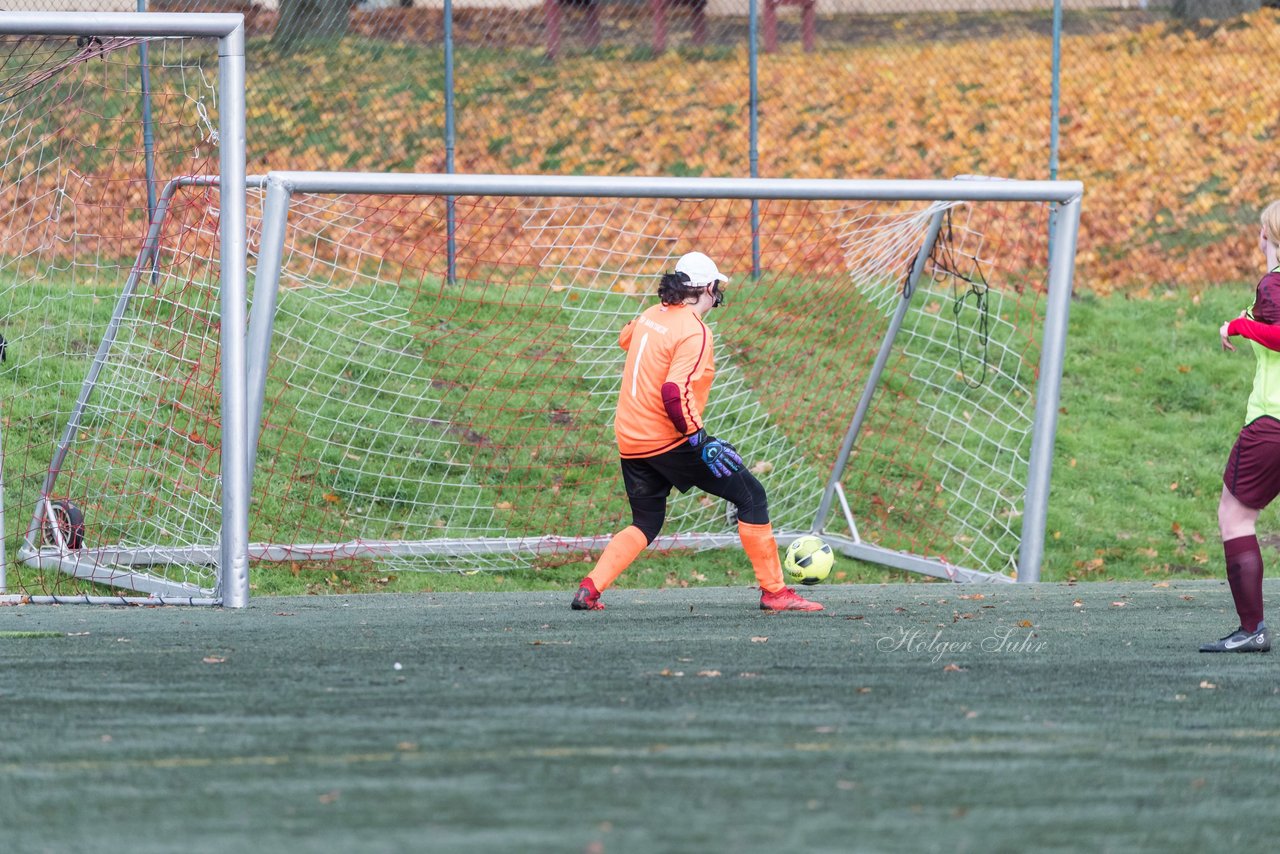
[1206,201,1280,652]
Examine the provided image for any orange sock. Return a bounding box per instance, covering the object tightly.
[739,521,785,593]
[586,525,649,592]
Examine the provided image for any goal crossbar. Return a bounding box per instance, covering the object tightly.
[264,171,1083,204]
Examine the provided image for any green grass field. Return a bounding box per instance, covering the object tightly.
[3,580,1278,853]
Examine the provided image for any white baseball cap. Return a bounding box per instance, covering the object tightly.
[675,251,729,287]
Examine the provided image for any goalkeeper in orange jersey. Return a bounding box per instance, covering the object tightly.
[570,251,823,613]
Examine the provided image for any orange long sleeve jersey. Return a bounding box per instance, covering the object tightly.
[614,303,716,458]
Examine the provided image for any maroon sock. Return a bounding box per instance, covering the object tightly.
[1224,535,1265,633]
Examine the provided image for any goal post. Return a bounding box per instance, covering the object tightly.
[239,171,1081,586]
[0,13,247,605]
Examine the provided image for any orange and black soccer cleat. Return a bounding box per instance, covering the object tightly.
[571,577,605,611]
[760,586,823,612]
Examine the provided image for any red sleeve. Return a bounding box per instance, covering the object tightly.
[1228,317,1280,351]
[661,382,688,434]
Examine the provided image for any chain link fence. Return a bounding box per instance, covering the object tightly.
[12,0,1280,291]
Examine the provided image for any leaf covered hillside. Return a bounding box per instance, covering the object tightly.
[247,9,1280,295]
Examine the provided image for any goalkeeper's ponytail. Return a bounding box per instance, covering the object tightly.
[658,271,701,305]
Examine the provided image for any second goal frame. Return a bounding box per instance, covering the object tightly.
[0,12,249,606]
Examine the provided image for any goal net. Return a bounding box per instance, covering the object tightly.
[0,13,247,604]
[234,173,1079,587]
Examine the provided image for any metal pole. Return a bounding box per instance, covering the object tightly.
[0,12,248,38]
[262,172,1081,204]
[811,207,948,534]
[1050,0,1062,181]
[245,178,293,487]
[0,408,7,593]
[139,0,157,225]
[217,23,250,608]
[444,0,457,285]
[1016,194,1080,583]
[1047,0,1063,295]
[748,0,761,279]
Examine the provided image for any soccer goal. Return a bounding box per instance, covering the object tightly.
[0,13,248,605]
[228,171,1079,592]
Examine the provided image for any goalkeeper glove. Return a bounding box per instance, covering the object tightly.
[688,428,743,478]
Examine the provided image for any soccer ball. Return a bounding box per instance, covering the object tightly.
[784,535,834,586]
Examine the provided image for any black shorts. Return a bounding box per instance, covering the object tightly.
[1224,416,1280,510]
[620,444,770,525]
[621,444,711,497]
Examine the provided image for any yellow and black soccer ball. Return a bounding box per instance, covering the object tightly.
[783,535,834,586]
